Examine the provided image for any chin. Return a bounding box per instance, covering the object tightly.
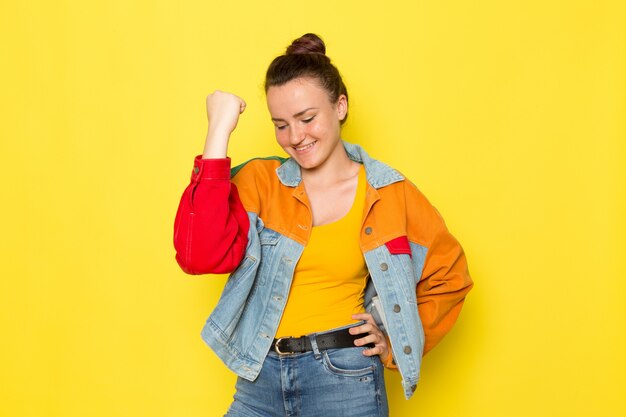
[294,155,322,171]
[294,159,316,170]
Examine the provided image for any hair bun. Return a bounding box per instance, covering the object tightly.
[286,33,326,56]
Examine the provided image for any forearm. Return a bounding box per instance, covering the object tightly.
[202,127,230,159]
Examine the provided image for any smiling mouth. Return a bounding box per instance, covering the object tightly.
[293,141,317,152]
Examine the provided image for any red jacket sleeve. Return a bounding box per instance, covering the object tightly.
[173,156,250,275]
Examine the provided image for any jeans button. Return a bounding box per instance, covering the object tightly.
[380,263,388,271]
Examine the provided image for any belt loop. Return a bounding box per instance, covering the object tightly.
[308,333,321,359]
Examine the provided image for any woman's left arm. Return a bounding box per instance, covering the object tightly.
[416,222,473,354]
[403,180,474,355]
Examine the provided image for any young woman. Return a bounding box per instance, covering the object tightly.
[174,33,473,417]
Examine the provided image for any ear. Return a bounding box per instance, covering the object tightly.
[336,94,348,121]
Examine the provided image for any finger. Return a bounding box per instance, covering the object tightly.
[353,333,380,347]
[351,313,374,324]
[362,343,389,359]
[348,322,374,336]
[361,346,383,357]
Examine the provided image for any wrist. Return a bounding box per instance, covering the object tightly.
[382,350,397,369]
[203,129,230,158]
[207,122,234,139]
[381,336,397,369]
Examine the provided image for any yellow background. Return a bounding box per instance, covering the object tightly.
[2,1,625,416]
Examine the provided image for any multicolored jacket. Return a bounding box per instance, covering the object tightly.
[173,141,473,399]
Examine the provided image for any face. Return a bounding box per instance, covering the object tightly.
[266,77,347,171]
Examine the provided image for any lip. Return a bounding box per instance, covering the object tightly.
[293,140,317,153]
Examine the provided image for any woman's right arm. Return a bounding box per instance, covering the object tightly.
[173,91,250,275]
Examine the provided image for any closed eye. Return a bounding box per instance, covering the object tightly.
[302,116,315,124]
[275,125,287,130]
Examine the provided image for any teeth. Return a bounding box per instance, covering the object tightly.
[295,141,316,151]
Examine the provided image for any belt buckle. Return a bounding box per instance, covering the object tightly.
[274,337,293,355]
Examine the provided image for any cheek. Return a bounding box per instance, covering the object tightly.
[309,121,330,138]
[275,130,290,147]
[316,123,341,143]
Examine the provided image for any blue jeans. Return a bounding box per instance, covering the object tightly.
[225,324,389,417]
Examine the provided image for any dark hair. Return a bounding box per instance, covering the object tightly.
[265,33,349,125]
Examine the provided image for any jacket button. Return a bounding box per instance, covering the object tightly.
[364,227,372,235]
[193,166,200,174]
[380,263,388,271]
[393,304,401,313]
[403,345,412,354]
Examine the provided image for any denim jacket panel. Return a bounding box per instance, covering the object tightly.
[363,244,426,397]
[201,213,305,379]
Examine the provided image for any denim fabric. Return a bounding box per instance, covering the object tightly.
[200,141,427,399]
[225,323,388,417]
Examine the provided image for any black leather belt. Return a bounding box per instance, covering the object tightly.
[271,327,374,355]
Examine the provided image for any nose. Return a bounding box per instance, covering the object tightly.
[289,124,306,145]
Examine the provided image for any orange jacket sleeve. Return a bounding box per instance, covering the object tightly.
[417,218,473,354]
[403,180,473,355]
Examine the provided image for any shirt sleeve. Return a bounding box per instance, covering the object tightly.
[173,156,250,275]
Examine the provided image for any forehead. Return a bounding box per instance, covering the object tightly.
[266,77,331,114]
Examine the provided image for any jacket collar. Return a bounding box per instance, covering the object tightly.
[276,140,404,189]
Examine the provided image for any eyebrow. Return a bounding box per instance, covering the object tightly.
[271,107,318,122]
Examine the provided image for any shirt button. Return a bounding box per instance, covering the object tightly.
[380,263,388,271]
[393,304,401,313]
[364,227,373,235]
[193,166,200,174]
[404,345,412,354]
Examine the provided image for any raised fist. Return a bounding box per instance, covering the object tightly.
[205,90,247,136]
